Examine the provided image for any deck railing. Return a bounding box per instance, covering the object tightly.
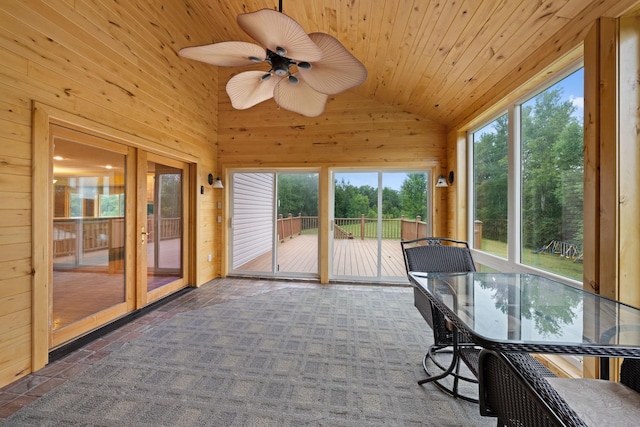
[334,215,428,240]
[278,214,428,241]
[399,215,428,241]
[278,214,300,242]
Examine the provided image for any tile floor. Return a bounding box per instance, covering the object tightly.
[0,278,405,422]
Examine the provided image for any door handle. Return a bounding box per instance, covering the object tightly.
[141,227,150,244]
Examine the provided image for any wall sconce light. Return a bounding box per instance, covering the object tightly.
[201,173,224,194]
[436,171,454,188]
[208,173,224,188]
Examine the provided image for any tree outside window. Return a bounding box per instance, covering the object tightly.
[471,68,584,281]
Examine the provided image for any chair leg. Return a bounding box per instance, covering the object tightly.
[421,345,477,383]
[418,344,458,385]
[452,351,462,397]
[418,344,479,403]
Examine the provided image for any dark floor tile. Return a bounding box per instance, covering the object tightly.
[25,378,67,397]
[1,376,49,395]
[84,338,112,352]
[55,363,91,379]
[0,392,19,407]
[0,395,39,418]
[84,350,112,364]
[59,349,94,364]
[38,361,80,378]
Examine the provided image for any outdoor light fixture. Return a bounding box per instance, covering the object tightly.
[436,171,454,188]
[212,176,224,189]
[201,173,224,194]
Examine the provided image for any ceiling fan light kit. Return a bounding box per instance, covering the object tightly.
[179,8,367,117]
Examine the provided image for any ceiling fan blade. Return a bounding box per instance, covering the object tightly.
[179,41,266,67]
[238,9,322,62]
[273,77,328,117]
[298,33,367,95]
[226,71,277,109]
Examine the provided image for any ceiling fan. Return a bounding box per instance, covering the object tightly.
[179,8,367,117]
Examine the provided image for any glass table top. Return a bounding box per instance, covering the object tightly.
[410,272,640,354]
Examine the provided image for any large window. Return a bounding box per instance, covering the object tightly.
[470,67,584,283]
[472,114,509,258]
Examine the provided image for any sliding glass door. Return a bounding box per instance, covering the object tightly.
[142,154,188,303]
[331,171,429,283]
[52,128,128,338]
[50,125,190,348]
[230,171,319,277]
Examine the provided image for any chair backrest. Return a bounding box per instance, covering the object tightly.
[402,238,476,346]
[478,349,579,427]
[401,237,476,275]
[621,358,640,393]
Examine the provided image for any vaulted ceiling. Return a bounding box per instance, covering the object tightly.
[184,0,638,128]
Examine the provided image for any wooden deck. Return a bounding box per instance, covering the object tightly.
[236,234,408,281]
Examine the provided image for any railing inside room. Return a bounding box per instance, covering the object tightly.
[53,217,181,267]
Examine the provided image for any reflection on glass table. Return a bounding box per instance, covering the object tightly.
[409,272,640,358]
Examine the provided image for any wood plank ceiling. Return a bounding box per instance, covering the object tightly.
[182,0,637,128]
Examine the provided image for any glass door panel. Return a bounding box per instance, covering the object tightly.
[231,172,275,273]
[276,172,319,275]
[381,172,428,279]
[391,172,429,241]
[332,171,428,282]
[144,156,185,297]
[51,127,127,339]
[333,172,379,278]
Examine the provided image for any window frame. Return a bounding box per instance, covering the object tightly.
[467,61,585,288]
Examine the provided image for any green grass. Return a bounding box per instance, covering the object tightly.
[306,223,583,281]
[480,238,583,281]
[335,220,401,239]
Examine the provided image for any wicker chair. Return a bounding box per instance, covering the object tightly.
[621,357,640,392]
[401,237,480,402]
[478,349,640,427]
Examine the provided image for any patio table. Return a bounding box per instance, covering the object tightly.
[408,271,640,378]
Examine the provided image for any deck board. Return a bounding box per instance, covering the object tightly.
[236,235,407,281]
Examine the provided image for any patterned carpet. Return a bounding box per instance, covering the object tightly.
[4,288,492,426]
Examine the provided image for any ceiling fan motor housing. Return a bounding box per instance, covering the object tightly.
[267,49,293,76]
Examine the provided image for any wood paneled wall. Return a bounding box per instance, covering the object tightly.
[218,77,447,167]
[0,1,218,387]
[618,15,640,308]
